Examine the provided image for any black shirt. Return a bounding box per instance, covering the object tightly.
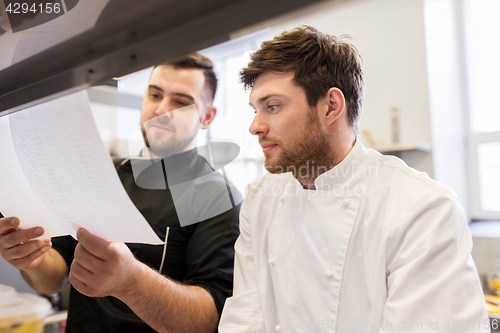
[52,149,240,333]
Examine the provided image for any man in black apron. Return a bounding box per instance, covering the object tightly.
[0,53,241,333]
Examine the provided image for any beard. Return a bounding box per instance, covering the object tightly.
[142,125,196,158]
[262,108,334,180]
[141,108,201,158]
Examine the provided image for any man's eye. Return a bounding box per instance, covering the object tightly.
[176,100,188,107]
[150,93,161,99]
[268,105,278,112]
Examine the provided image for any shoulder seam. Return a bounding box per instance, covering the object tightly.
[364,151,451,197]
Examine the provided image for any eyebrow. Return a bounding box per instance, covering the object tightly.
[249,94,285,108]
[148,85,195,104]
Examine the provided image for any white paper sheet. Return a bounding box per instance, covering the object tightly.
[0,116,67,237]
[0,91,163,244]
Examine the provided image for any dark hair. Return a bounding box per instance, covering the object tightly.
[156,53,218,103]
[240,26,364,133]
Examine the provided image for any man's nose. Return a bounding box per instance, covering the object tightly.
[249,112,268,136]
[154,98,172,116]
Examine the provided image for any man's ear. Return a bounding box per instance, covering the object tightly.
[324,88,346,126]
[200,106,217,129]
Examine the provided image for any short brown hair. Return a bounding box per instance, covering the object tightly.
[156,53,218,104]
[240,26,364,133]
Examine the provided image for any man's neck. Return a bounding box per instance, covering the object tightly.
[141,147,157,159]
[296,135,356,190]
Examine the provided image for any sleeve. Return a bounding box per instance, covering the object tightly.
[383,195,489,332]
[51,235,78,270]
[219,198,265,333]
[182,200,241,317]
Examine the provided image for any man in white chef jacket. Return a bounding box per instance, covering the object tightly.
[219,26,489,332]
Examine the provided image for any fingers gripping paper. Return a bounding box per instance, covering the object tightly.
[0,91,163,244]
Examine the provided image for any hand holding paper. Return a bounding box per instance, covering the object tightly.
[0,91,162,244]
[0,216,52,271]
[69,228,141,298]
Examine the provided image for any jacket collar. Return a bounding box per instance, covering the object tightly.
[312,138,364,190]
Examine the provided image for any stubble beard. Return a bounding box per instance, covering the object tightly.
[142,126,195,158]
[264,108,334,180]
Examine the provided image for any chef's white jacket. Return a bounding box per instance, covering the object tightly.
[219,140,488,332]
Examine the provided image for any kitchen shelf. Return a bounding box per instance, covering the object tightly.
[87,86,143,110]
[372,141,432,154]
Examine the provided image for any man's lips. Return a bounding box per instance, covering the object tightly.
[148,124,173,132]
[261,143,278,153]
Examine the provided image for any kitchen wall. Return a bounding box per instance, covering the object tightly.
[0,256,33,293]
[473,238,500,278]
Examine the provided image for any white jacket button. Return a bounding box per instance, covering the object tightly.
[325,269,333,278]
[342,199,350,207]
[268,258,275,265]
[275,325,281,331]
[279,196,285,203]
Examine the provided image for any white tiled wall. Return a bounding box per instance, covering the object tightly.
[472,237,500,277]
